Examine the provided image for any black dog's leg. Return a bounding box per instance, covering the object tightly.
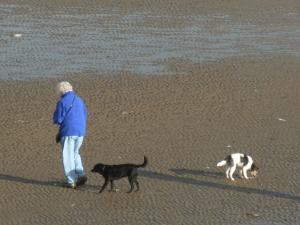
[127,176,134,193]
[134,181,139,192]
[132,174,139,192]
[99,179,108,193]
[110,180,115,192]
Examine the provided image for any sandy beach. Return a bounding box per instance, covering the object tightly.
[1,0,300,225]
[1,56,300,225]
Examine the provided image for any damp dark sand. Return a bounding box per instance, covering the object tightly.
[0,0,299,79]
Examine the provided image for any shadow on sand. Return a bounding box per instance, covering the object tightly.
[169,168,224,178]
[1,171,299,201]
[0,174,98,192]
[140,169,300,202]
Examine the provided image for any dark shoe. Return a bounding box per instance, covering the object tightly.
[76,175,87,187]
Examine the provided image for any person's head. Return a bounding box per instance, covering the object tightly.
[55,81,73,96]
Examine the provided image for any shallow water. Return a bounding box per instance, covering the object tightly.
[0,3,299,79]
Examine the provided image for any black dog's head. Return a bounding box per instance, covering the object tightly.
[91,164,106,175]
[250,163,259,177]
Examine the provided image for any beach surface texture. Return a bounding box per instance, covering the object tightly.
[0,0,300,225]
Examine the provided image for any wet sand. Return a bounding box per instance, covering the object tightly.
[1,56,300,225]
[0,0,299,78]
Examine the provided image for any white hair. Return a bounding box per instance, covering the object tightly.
[56,81,73,95]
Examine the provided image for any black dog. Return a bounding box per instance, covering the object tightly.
[91,156,148,193]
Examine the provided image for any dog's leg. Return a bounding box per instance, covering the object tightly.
[110,180,115,192]
[127,177,134,193]
[229,166,236,181]
[99,179,108,193]
[243,168,249,179]
[133,175,139,192]
[135,181,139,192]
[239,170,244,178]
[225,168,230,179]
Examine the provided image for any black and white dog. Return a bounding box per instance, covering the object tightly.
[217,153,259,181]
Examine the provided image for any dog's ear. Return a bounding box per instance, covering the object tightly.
[91,165,97,172]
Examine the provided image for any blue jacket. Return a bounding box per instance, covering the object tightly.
[53,91,87,137]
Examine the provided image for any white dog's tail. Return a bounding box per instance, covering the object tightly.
[217,160,227,167]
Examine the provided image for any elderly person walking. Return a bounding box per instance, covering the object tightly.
[53,81,88,189]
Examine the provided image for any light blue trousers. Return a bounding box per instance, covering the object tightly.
[60,136,85,184]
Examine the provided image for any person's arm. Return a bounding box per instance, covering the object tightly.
[53,101,64,125]
[84,103,88,122]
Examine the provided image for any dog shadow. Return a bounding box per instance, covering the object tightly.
[169,168,224,178]
[140,169,300,202]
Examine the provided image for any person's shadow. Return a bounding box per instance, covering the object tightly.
[0,174,61,187]
[0,173,98,192]
[1,170,299,202]
[169,168,224,178]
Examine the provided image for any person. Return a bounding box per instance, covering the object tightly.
[53,81,88,188]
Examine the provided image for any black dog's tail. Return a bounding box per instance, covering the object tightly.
[137,156,148,168]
